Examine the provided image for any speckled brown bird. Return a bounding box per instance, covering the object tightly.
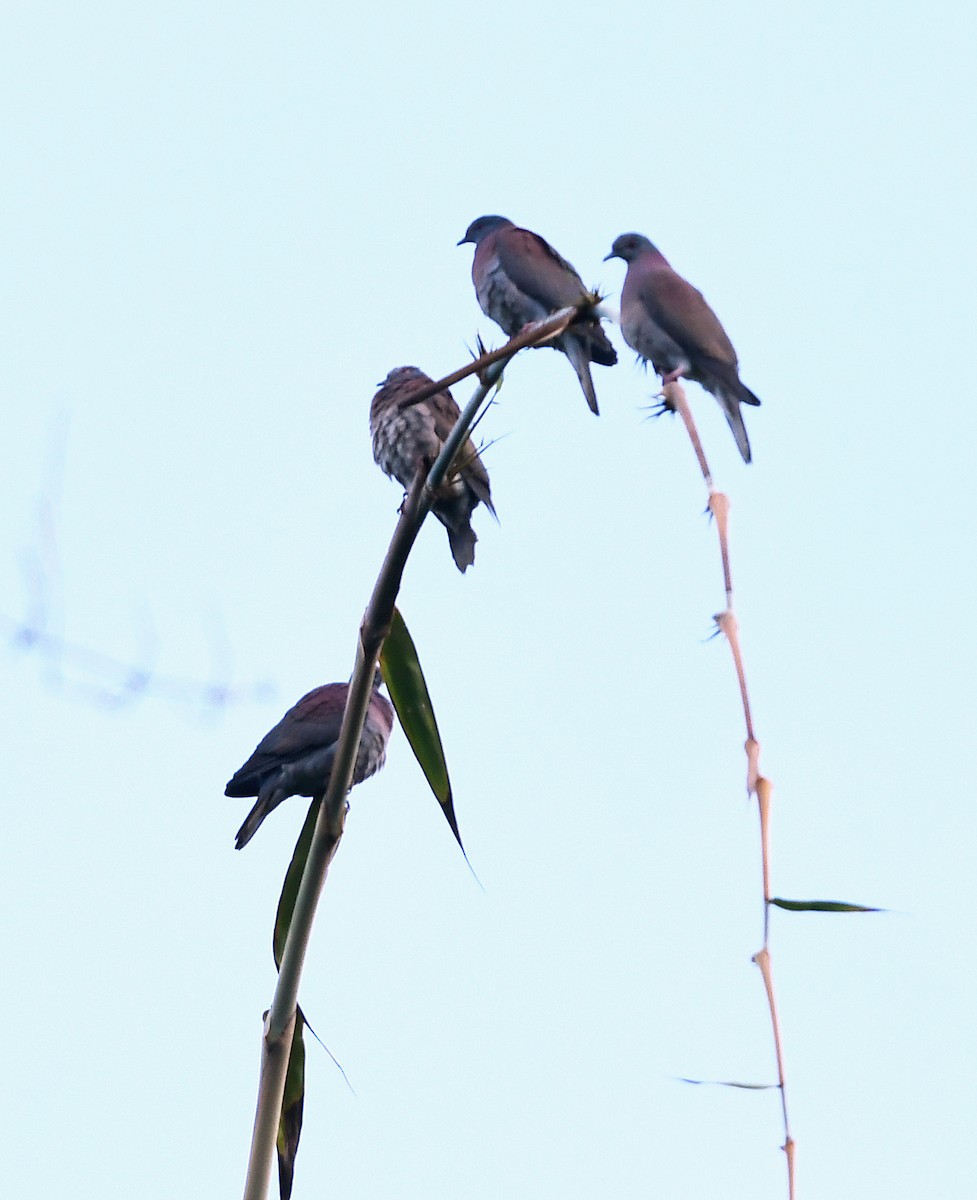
[370,365,495,573]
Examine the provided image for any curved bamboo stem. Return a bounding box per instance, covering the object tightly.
[241,304,583,1200]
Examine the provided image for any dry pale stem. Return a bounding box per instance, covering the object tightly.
[664,380,713,489]
[397,305,581,410]
[753,947,794,1199]
[756,777,773,904]
[756,776,773,944]
[671,380,793,1199]
[714,609,756,745]
[785,1138,796,1197]
[708,490,733,606]
[745,737,762,796]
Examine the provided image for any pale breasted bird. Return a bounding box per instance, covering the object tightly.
[605,232,761,463]
[370,365,495,573]
[458,215,617,415]
[225,677,394,849]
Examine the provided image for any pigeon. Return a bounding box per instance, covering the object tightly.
[605,232,761,462]
[458,215,617,414]
[371,365,495,573]
[226,678,394,849]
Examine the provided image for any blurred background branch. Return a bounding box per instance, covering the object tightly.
[3,410,273,714]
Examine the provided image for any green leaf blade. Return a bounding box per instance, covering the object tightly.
[273,799,321,969]
[276,1010,306,1200]
[770,897,884,913]
[380,607,463,850]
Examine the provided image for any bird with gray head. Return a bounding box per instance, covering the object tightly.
[458,215,617,415]
[605,232,761,463]
[225,675,394,849]
[370,365,495,573]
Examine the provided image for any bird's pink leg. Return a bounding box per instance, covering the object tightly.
[656,367,689,412]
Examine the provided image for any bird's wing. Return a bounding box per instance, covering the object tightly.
[244,688,344,765]
[639,267,739,367]
[495,226,589,310]
[426,388,494,510]
[428,388,464,444]
[459,442,494,512]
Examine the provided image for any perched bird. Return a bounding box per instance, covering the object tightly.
[605,233,761,463]
[225,677,394,849]
[370,365,495,573]
[458,215,617,415]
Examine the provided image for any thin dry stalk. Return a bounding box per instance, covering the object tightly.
[665,379,714,490]
[390,304,581,411]
[754,947,795,1196]
[757,776,774,927]
[241,301,591,1200]
[664,379,794,1199]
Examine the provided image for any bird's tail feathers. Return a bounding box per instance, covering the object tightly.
[446,523,477,573]
[701,355,761,408]
[563,336,601,415]
[573,313,618,367]
[717,389,753,464]
[235,797,273,849]
[233,777,292,848]
[577,288,618,367]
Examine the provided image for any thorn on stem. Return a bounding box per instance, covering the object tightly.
[643,399,673,421]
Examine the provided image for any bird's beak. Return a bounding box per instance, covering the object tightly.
[457,235,471,246]
[603,251,617,262]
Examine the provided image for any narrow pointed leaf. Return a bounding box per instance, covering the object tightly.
[380,607,463,849]
[276,1009,306,1200]
[678,1077,779,1090]
[274,799,321,969]
[770,897,883,913]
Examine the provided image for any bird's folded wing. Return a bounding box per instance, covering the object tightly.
[638,270,739,367]
[495,227,589,309]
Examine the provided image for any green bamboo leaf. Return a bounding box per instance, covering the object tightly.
[770,897,883,913]
[273,799,321,969]
[276,1010,306,1200]
[380,607,463,850]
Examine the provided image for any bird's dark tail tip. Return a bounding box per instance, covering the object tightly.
[566,345,600,414]
[724,401,753,464]
[234,800,267,850]
[447,524,477,573]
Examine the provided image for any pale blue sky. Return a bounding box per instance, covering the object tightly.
[3,3,975,1197]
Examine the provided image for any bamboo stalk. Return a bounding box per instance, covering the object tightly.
[240,302,587,1200]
